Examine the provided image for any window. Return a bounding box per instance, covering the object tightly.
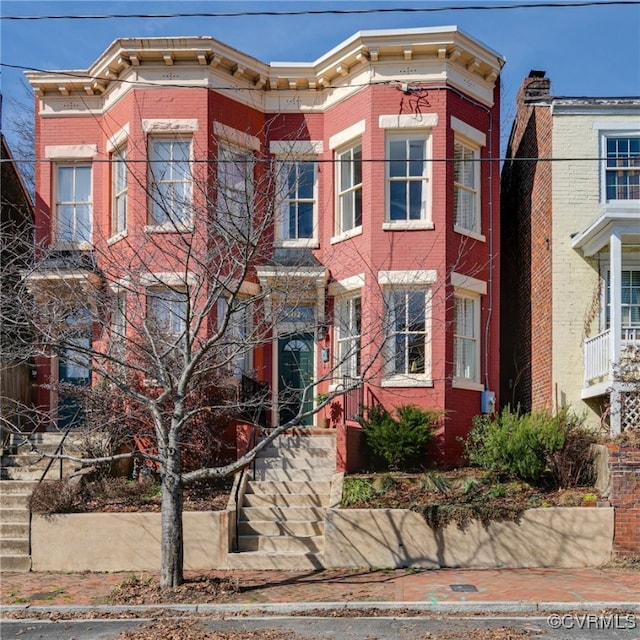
[56,164,92,244]
[337,142,362,234]
[147,288,188,336]
[216,297,253,376]
[606,268,640,329]
[454,140,480,232]
[335,296,361,378]
[606,136,640,201]
[279,160,316,241]
[454,294,479,381]
[387,136,428,222]
[112,146,127,236]
[110,291,126,373]
[149,138,192,226]
[388,289,428,376]
[218,143,254,236]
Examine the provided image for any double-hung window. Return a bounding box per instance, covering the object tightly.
[216,297,253,376]
[147,288,188,337]
[335,296,361,378]
[453,294,479,382]
[388,289,428,376]
[149,138,192,226]
[218,143,254,237]
[112,146,128,236]
[605,136,640,201]
[279,160,316,241]
[606,268,640,329]
[387,136,428,222]
[337,142,362,234]
[56,164,92,245]
[454,140,480,233]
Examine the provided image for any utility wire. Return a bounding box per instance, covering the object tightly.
[2,1,638,20]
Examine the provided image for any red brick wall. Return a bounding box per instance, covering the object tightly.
[500,75,553,411]
[609,445,640,556]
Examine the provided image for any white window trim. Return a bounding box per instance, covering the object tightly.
[384,131,432,226]
[273,154,319,248]
[45,145,97,159]
[329,119,366,150]
[378,270,437,286]
[110,143,128,242]
[453,136,482,236]
[381,285,433,387]
[597,129,640,207]
[54,162,93,249]
[451,272,487,295]
[214,122,260,151]
[106,125,130,153]
[451,116,486,147]
[328,273,365,297]
[334,292,362,379]
[379,114,438,129]
[146,136,194,231]
[270,140,324,155]
[334,140,363,239]
[143,119,199,133]
[452,291,482,390]
[140,272,198,288]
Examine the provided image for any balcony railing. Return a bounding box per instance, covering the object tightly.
[584,326,640,385]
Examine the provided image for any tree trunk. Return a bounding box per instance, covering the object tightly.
[160,447,184,588]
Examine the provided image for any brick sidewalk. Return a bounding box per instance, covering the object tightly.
[1,567,639,607]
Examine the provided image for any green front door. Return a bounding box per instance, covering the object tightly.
[278,333,314,426]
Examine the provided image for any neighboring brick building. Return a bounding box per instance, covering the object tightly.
[502,72,640,433]
[25,27,504,465]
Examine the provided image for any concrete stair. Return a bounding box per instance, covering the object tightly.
[0,480,36,572]
[0,433,81,572]
[228,430,336,570]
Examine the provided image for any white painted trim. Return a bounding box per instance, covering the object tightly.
[454,225,486,242]
[377,270,437,285]
[381,376,434,388]
[329,119,366,150]
[452,378,484,391]
[330,226,363,245]
[108,277,133,293]
[451,116,486,146]
[328,273,365,296]
[140,272,198,287]
[106,125,130,152]
[382,221,435,231]
[142,118,199,133]
[451,272,487,295]
[269,140,323,155]
[144,223,194,234]
[213,122,260,151]
[45,144,97,159]
[593,122,640,132]
[106,230,128,246]
[378,113,438,129]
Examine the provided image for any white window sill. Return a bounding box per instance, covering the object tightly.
[452,378,484,391]
[54,241,93,251]
[601,201,640,212]
[330,226,363,245]
[145,223,193,234]
[274,239,319,249]
[107,230,128,246]
[454,225,485,242]
[381,375,433,388]
[382,220,434,231]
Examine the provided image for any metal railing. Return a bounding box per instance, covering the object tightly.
[341,375,364,423]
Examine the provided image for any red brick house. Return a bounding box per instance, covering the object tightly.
[25,27,503,466]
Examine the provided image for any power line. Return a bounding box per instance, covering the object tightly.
[1,1,638,20]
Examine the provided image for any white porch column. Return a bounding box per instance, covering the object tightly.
[609,232,622,434]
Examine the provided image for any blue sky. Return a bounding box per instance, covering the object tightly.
[1,0,639,153]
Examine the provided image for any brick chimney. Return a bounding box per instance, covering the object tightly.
[518,70,551,104]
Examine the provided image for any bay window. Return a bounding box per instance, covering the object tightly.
[56,164,92,245]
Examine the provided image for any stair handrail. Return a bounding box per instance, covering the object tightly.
[233,422,259,553]
[37,428,72,484]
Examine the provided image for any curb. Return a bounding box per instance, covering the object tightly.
[3,600,640,617]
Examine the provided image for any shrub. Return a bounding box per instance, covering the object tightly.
[359,404,441,471]
[29,479,82,515]
[342,477,375,506]
[466,407,595,488]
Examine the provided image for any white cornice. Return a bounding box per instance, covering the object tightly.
[26,27,504,113]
